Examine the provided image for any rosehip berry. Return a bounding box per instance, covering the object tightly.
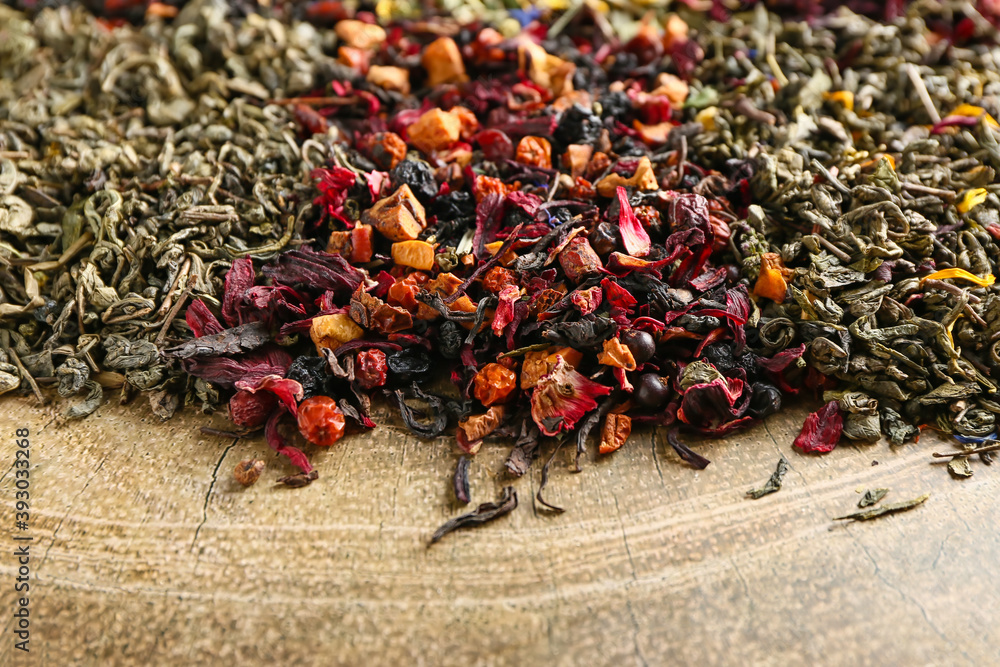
[229,390,278,429]
[356,349,388,390]
[297,396,346,447]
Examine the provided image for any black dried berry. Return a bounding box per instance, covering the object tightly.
[286,356,331,399]
[554,104,603,148]
[390,159,438,202]
[748,382,782,419]
[597,91,631,120]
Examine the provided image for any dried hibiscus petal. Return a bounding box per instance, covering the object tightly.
[616,186,651,257]
[186,299,223,337]
[530,356,612,437]
[234,374,305,418]
[793,401,844,454]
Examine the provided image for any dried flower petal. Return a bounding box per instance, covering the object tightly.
[531,357,611,437]
[616,186,651,258]
[793,401,844,454]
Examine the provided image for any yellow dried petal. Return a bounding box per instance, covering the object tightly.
[948,104,1000,128]
[920,268,995,288]
[957,188,989,215]
[695,106,717,132]
[824,91,854,112]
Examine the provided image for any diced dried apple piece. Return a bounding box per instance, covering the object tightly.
[392,240,436,271]
[362,184,427,241]
[310,313,364,353]
[367,65,410,95]
[407,108,461,155]
[422,37,468,87]
[335,20,386,51]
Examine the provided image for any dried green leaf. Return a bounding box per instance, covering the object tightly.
[948,457,974,479]
[747,456,789,499]
[835,493,930,521]
[858,488,889,508]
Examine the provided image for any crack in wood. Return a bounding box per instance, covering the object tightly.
[191,439,236,551]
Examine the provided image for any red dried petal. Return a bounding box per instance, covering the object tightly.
[221,258,255,327]
[234,374,305,418]
[616,186,651,257]
[265,408,313,474]
[793,401,844,454]
[677,375,747,429]
[492,284,520,336]
[186,299,224,337]
[530,357,612,437]
[570,286,602,315]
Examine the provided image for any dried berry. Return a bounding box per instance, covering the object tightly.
[473,363,517,406]
[356,349,388,390]
[515,136,552,169]
[390,160,439,203]
[229,390,278,429]
[297,396,347,447]
[234,459,265,486]
[386,349,432,383]
[620,329,656,363]
[634,374,671,408]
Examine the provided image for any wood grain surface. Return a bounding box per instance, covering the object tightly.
[0,392,997,666]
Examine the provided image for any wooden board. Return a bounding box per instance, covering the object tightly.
[0,393,998,666]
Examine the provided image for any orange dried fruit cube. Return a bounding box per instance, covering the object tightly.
[483,241,517,267]
[473,363,517,406]
[367,65,411,95]
[349,224,374,263]
[392,240,436,271]
[408,108,461,155]
[362,184,426,241]
[334,20,386,51]
[422,37,469,87]
[326,230,353,256]
[310,313,364,353]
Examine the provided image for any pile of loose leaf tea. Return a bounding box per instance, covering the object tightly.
[2,1,1000,534]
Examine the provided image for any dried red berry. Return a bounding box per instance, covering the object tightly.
[473,363,517,406]
[356,349,389,390]
[297,396,347,447]
[229,389,278,429]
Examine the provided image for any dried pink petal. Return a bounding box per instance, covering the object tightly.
[530,356,612,437]
[616,186,651,257]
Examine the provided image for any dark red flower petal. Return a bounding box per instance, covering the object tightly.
[793,401,843,454]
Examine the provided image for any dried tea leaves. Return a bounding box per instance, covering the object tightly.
[858,488,890,508]
[429,486,517,545]
[835,494,931,522]
[747,457,789,500]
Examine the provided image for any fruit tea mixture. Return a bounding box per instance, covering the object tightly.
[2,1,1000,536]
